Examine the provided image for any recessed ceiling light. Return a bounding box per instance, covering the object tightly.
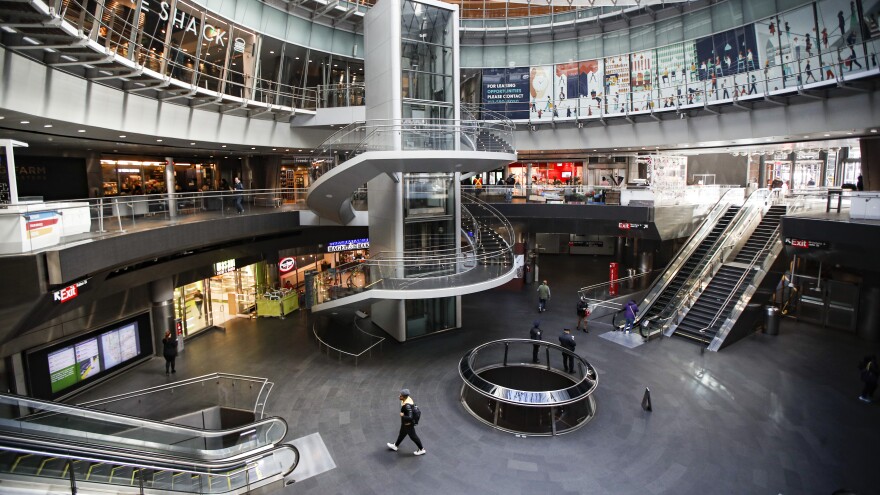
[251,147,255,150]
[803,135,809,138]
[77,129,86,133]
[190,142,195,145]
[119,135,126,138]
[21,121,30,124]
[222,145,227,148]
[43,124,53,128]
[286,149,290,151]
[846,132,853,135]
[272,148,277,151]
[269,50,274,54]
[0,116,4,120]
[872,129,878,133]
[823,134,830,137]
[298,149,302,152]
[156,139,163,142]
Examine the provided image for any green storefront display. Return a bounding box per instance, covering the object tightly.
[256,291,299,318]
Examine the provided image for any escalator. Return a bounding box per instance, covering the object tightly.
[0,392,299,493]
[639,205,741,323]
[671,205,787,348]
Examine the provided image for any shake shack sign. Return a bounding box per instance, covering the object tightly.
[784,238,828,249]
[141,0,248,52]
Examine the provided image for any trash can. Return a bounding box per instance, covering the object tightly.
[764,306,780,335]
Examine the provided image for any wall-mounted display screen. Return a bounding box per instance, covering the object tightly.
[26,313,153,400]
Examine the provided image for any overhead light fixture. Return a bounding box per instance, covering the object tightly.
[190,142,195,145]
[119,135,126,138]
[222,145,227,148]
[156,139,163,142]
[77,129,86,133]
[823,134,830,137]
[20,120,30,124]
[872,129,878,133]
[251,147,256,150]
[43,123,53,128]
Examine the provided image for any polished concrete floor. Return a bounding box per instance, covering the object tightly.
[78,255,880,495]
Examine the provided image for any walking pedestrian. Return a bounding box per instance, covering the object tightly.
[530,320,543,363]
[537,280,551,313]
[233,176,245,214]
[387,389,426,455]
[193,289,204,318]
[576,297,591,333]
[162,330,178,375]
[624,300,639,333]
[858,355,878,403]
[558,328,576,373]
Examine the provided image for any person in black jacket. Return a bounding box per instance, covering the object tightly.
[387,389,425,456]
[859,355,878,403]
[530,321,543,363]
[162,330,178,375]
[558,328,576,373]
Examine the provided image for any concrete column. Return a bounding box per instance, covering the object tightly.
[616,236,626,263]
[149,278,175,357]
[165,157,177,218]
[758,155,767,188]
[639,249,654,274]
[85,151,103,197]
[860,137,880,190]
[818,151,828,187]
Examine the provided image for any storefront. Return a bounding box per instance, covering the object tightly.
[508,162,583,186]
[173,259,264,337]
[101,158,218,196]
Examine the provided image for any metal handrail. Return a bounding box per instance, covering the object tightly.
[458,338,597,408]
[687,225,782,336]
[76,372,275,419]
[576,269,661,298]
[644,189,772,334]
[0,435,300,489]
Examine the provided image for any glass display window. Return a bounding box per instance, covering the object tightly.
[174,280,210,337]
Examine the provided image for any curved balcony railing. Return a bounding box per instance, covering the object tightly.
[477,35,880,122]
[310,116,517,176]
[309,193,514,307]
[2,0,365,113]
[459,338,598,436]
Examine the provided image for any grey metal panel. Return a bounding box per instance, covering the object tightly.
[781,216,880,272]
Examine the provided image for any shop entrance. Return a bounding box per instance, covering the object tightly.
[174,263,259,336]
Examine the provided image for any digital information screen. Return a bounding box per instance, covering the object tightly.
[28,313,152,400]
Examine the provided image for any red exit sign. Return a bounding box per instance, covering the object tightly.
[618,222,649,230]
[784,238,828,249]
[52,279,89,303]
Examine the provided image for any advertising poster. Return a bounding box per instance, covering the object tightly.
[603,56,630,115]
[577,59,603,117]
[554,63,579,120]
[529,65,555,120]
[656,42,701,106]
[755,16,786,88]
[629,50,655,112]
[480,67,530,120]
[695,26,759,101]
[48,347,77,394]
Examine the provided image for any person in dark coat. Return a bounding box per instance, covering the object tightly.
[162,330,178,375]
[558,328,576,373]
[859,355,878,403]
[530,321,543,363]
[387,389,425,456]
[624,300,639,333]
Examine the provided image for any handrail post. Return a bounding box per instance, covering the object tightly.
[67,459,77,494]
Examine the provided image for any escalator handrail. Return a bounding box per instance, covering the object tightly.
[74,372,275,419]
[0,392,288,460]
[639,189,771,330]
[635,187,745,321]
[688,224,782,336]
[0,434,300,489]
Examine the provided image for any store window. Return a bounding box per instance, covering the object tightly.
[100,159,166,195]
[174,280,210,337]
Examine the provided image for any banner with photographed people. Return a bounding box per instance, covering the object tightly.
[554,63,579,120]
[603,55,630,115]
[629,50,655,112]
[577,59,603,117]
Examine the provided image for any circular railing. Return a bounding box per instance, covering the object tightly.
[459,338,598,436]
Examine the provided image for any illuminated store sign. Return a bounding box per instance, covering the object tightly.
[279,257,296,273]
[327,239,370,252]
[53,279,89,303]
[141,0,246,52]
[214,259,236,275]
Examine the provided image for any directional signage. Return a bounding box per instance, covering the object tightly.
[618,222,649,230]
[784,238,828,249]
